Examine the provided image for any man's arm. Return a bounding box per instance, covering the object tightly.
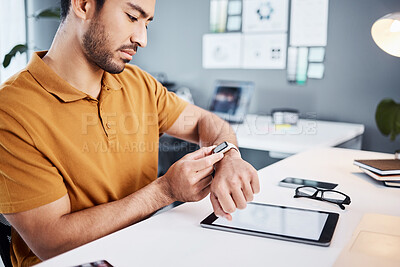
[5,146,223,260]
[165,104,237,147]
[166,104,260,220]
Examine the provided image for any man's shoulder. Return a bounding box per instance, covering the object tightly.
[0,68,44,121]
[0,68,31,103]
[0,68,31,90]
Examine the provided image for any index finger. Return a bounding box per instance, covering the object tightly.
[183,145,217,160]
[210,193,232,221]
[251,173,261,194]
[191,152,224,171]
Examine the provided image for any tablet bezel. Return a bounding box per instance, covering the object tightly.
[200,202,339,247]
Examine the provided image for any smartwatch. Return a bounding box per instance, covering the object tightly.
[213,141,240,156]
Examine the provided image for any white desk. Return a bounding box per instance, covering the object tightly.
[36,148,399,267]
[232,114,364,158]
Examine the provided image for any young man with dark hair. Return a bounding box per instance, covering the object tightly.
[0,1,259,266]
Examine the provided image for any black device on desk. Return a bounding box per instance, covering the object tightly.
[279,177,338,190]
[209,80,254,124]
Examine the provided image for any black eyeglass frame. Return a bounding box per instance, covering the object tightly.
[294,186,351,210]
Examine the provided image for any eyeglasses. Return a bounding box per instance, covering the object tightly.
[294,186,351,210]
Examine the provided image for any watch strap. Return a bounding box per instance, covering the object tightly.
[214,141,241,157]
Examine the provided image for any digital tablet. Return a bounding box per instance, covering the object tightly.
[200,202,339,247]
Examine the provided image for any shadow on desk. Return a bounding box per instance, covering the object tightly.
[158,135,199,177]
[156,135,198,216]
[240,148,281,170]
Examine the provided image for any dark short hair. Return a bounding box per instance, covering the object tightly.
[60,0,106,21]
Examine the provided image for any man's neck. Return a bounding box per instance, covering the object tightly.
[42,26,104,99]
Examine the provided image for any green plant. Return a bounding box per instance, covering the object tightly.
[375,98,400,141]
[32,7,60,19]
[2,44,28,68]
[2,7,60,68]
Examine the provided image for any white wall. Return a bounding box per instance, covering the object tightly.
[0,0,26,83]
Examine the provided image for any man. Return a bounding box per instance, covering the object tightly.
[0,0,259,266]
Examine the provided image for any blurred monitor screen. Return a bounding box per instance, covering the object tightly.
[209,80,254,123]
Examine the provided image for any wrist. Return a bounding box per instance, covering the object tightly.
[224,148,241,159]
[214,147,241,170]
[155,176,176,204]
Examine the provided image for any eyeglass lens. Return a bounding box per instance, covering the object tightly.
[297,187,318,196]
[295,186,350,209]
[322,191,347,203]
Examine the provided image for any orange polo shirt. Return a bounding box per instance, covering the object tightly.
[0,51,187,266]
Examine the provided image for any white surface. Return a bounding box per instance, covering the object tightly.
[290,0,329,46]
[35,148,399,267]
[333,213,400,267]
[228,1,242,16]
[242,33,287,69]
[232,114,364,155]
[209,0,228,32]
[296,47,309,84]
[226,16,242,31]
[242,0,289,33]
[308,47,326,62]
[307,63,325,79]
[202,33,242,69]
[0,0,26,83]
[287,46,298,82]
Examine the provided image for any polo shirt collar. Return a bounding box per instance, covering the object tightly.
[27,51,122,102]
[103,71,123,91]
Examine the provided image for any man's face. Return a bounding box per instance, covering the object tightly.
[82,0,155,74]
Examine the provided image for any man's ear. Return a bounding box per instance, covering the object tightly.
[70,0,97,20]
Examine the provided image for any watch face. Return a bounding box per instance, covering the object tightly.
[214,142,228,153]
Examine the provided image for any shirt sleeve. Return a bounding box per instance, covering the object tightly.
[155,82,188,134]
[0,110,67,213]
[123,65,188,135]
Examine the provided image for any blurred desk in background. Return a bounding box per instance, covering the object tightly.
[232,114,365,159]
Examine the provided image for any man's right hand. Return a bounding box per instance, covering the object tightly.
[3,146,222,261]
[160,146,224,202]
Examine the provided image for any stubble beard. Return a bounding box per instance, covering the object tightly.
[82,18,127,74]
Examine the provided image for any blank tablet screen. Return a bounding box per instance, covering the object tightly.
[213,203,328,240]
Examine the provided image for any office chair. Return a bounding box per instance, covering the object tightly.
[0,214,12,267]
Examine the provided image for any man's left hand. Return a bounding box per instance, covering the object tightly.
[209,150,260,220]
